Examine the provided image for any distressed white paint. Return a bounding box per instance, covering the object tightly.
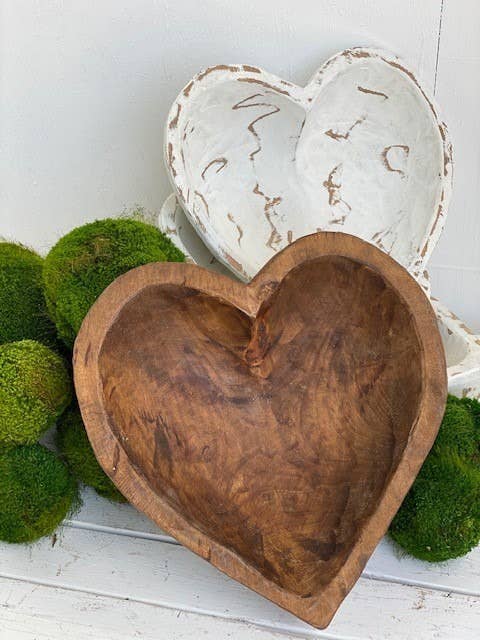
[158,194,232,275]
[165,49,451,281]
[434,300,480,398]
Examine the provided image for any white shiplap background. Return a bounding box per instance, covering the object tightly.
[1,0,479,336]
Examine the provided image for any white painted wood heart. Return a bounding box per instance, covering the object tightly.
[165,48,452,281]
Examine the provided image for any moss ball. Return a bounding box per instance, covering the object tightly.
[0,242,57,347]
[56,405,126,502]
[390,455,480,561]
[0,340,72,447]
[463,396,480,432]
[0,444,79,543]
[390,395,480,561]
[43,218,185,347]
[432,395,478,459]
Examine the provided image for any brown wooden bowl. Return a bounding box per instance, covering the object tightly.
[74,232,447,628]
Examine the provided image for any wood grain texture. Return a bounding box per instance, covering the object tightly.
[73,232,447,629]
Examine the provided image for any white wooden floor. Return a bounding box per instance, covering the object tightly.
[0,486,478,640]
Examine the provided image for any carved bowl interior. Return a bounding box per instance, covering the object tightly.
[99,257,421,595]
[75,233,446,627]
[165,48,452,281]
[158,194,480,399]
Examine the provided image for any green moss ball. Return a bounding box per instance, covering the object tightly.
[464,396,480,430]
[389,455,480,561]
[0,340,72,447]
[56,405,126,503]
[0,444,79,543]
[0,242,57,347]
[432,395,478,459]
[43,218,185,347]
[390,395,480,561]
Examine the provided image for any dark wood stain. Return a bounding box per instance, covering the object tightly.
[325,117,365,141]
[201,157,228,180]
[381,145,410,175]
[357,85,389,100]
[169,103,182,130]
[197,65,240,81]
[242,65,262,74]
[237,77,291,96]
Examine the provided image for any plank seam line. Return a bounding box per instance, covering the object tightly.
[63,520,178,544]
[433,0,445,95]
[429,263,480,273]
[362,570,480,598]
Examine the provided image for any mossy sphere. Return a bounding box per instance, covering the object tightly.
[0,340,72,447]
[56,405,126,502]
[433,395,478,459]
[0,444,79,543]
[390,395,480,561]
[43,218,185,347]
[0,242,57,347]
[389,455,480,561]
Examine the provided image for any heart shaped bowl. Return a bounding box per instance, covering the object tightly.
[165,48,452,282]
[74,232,447,628]
[159,194,480,400]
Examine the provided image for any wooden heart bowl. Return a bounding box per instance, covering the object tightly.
[74,232,447,628]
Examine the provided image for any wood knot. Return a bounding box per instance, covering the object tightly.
[257,280,279,300]
[245,319,270,368]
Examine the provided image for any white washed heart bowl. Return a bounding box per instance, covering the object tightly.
[165,48,452,281]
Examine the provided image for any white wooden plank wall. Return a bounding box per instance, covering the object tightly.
[1,2,479,638]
